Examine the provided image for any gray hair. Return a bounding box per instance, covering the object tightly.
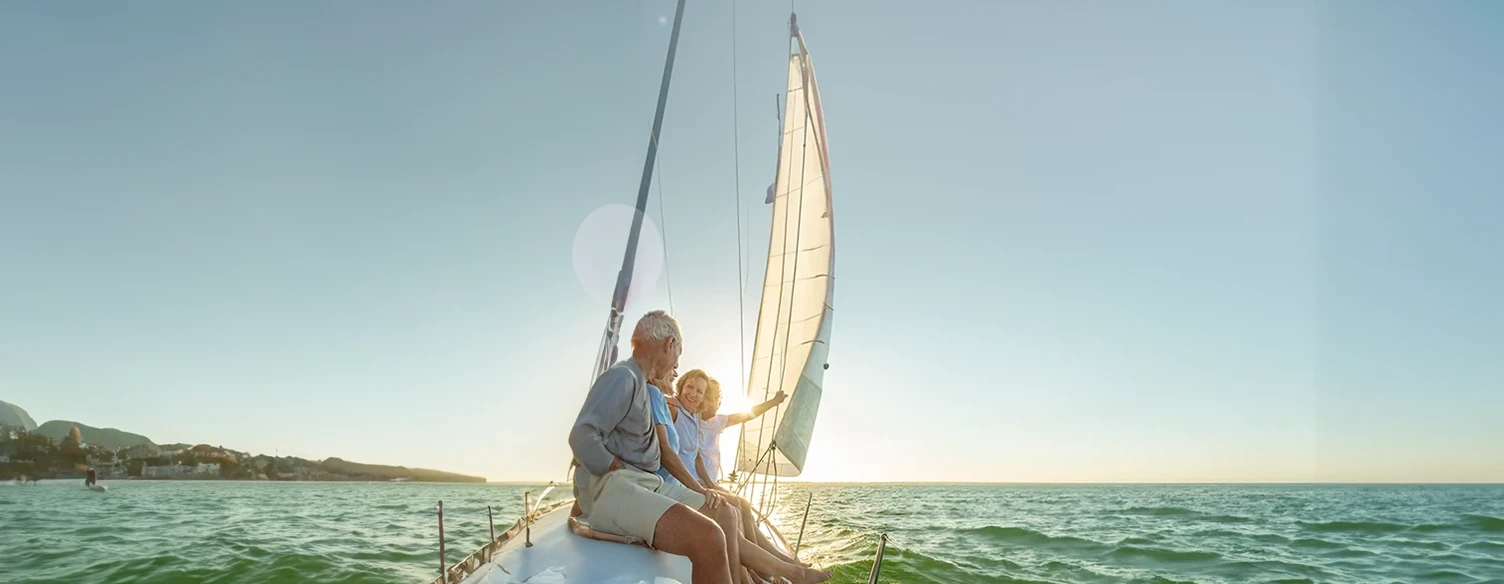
[632,310,682,346]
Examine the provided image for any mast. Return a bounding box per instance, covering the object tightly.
[590,0,690,380]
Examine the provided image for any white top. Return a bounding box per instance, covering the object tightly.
[698,414,730,482]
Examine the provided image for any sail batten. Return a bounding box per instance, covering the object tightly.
[734,25,835,479]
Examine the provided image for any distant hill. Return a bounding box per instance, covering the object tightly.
[318,457,485,483]
[35,420,155,449]
[0,400,38,431]
[1,409,481,482]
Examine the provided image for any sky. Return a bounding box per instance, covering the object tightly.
[1,1,1500,483]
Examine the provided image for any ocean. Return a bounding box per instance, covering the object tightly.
[2,481,1501,583]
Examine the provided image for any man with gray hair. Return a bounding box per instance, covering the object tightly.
[568,309,739,584]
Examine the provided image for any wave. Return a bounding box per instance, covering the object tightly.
[1203,514,1255,524]
[1459,541,1504,553]
[1295,516,1504,537]
[1117,506,1250,524]
[1289,537,1344,550]
[1463,514,1504,532]
[1387,538,1453,552]
[823,546,1048,584]
[1222,559,1332,580]
[962,526,1109,552]
[1122,506,1199,517]
[1298,520,1408,534]
[1251,532,1292,545]
[1418,569,1482,582]
[1107,544,1223,564]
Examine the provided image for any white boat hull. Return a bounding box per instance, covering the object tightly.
[445,499,793,584]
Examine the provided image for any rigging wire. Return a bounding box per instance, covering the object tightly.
[731,0,747,412]
[652,133,675,314]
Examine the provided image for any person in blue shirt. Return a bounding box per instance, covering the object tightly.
[647,372,694,488]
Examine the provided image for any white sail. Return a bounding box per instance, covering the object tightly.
[735,26,834,478]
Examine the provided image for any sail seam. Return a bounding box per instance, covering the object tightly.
[767,244,829,258]
[769,175,824,198]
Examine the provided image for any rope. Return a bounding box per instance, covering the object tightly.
[770,458,780,517]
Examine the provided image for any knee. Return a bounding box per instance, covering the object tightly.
[717,504,741,527]
[692,518,729,557]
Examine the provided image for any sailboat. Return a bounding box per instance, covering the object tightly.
[429,4,836,583]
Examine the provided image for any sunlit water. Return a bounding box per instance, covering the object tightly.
[2,481,1501,583]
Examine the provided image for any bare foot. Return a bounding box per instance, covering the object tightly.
[789,566,832,584]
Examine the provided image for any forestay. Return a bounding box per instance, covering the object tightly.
[735,24,835,478]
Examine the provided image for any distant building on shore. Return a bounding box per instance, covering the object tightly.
[141,464,219,479]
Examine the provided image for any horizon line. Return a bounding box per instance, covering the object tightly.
[481,480,1504,486]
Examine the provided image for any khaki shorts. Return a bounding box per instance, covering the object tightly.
[576,467,707,546]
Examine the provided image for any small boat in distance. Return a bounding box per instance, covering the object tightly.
[424,3,839,583]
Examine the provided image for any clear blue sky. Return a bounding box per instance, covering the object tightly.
[2,1,1499,482]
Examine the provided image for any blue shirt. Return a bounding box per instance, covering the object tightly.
[672,404,701,481]
[647,385,681,485]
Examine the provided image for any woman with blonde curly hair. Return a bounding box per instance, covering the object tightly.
[671,371,805,569]
[654,369,820,582]
[694,378,785,486]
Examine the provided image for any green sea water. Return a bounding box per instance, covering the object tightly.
[2,481,1501,583]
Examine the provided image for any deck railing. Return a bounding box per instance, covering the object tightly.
[427,495,572,584]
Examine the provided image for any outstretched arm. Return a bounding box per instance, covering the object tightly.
[726,390,788,426]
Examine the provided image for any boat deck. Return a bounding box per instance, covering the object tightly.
[455,503,693,584]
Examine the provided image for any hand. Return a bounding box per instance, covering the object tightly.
[772,390,788,405]
[606,457,624,473]
[702,490,725,510]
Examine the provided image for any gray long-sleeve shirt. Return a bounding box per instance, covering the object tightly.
[568,357,660,477]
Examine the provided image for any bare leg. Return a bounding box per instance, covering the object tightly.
[732,497,806,566]
[653,504,733,584]
[736,534,832,584]
[701,503,743,584]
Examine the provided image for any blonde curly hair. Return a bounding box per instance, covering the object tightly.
[674,369,712,398]
[701,377,723,415]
